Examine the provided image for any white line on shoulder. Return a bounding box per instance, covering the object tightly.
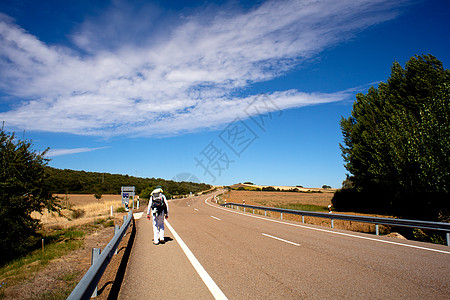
[165,220,228,300]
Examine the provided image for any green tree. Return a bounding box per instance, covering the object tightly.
[0,127,60,264]
[336,54,450,220]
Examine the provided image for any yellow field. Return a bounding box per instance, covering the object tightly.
[220,190,394,235]
[31,194,124,228]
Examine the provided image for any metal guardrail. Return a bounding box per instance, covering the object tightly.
[221,203,450,246]
[67,210,134,300]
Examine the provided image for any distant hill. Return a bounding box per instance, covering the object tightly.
[44,167,211,197]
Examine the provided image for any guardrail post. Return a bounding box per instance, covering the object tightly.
[302,215,304,223]
[447,232,449,247]
[114,225,120,254]
[91,248,101,297]
[253,208,255,214]
[281,212,283,220]
[123,215,128,236]
[265,210,267,216]
[376,224,379,236]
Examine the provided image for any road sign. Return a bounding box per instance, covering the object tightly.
[121,186,135,205]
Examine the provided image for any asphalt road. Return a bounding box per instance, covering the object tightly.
[119,191,450,299]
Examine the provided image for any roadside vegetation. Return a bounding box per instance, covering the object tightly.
[0,218,114,299]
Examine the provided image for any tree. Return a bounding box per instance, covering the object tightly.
[336,54,450,220]
[0,127,60,264]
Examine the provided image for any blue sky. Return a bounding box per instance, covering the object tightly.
[0,0,449,188]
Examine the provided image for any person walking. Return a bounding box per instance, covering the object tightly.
[147,187,169,245]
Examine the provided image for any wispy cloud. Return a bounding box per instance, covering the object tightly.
[0,0,408,137]
[46,147,110,157]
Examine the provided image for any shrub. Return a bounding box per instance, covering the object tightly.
[70,209,85,220]
[116,207,126,213]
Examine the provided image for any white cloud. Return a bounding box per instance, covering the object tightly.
[0,0,408,137]
[46,147,110,157]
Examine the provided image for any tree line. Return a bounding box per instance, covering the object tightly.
[44,167,211,199]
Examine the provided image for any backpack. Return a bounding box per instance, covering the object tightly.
[151,192,167,215]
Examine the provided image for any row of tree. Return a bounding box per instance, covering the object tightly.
[334,54,449,222]
[44,167,211,199]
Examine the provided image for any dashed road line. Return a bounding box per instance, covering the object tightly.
[262,233,300,246]
[204,196,450,255]
[210,216,221,221]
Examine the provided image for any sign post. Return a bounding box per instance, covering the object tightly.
[121,186,135,211]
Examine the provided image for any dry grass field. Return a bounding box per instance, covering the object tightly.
[220,190,394,235]
[31,194,124,228]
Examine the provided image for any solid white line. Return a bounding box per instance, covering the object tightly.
[165,220,228,300]
[210,216,221,221]
[204,197,450,255]
[262,233,300,246]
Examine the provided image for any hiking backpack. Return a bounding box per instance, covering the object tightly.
[151,192,167,215]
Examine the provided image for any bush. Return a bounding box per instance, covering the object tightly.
[70,209,85,220]
[116,207,126,213]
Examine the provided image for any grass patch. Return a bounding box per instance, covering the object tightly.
[275,203,329,212]
[0,217,112,290]
[115,207,126,213]
[0,228,85,285]
[0,235,84,287]
[94,218,115,227]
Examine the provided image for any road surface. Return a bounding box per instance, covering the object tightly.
[119,191,450,299]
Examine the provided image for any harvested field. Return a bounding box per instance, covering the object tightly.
[31,194,123,228]
[223,190,334,207]
[220,190,393,235]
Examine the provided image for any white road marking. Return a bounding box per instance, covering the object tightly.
[133,212,143,219]
[210,216,221,221]
[204,196,450,255]
[165,220,228,300]
[262,233,300,246]
[194,208,199,211]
